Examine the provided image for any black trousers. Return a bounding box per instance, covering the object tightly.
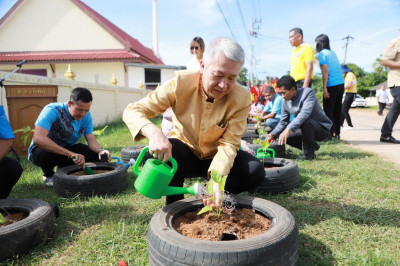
[286,118,330,157]
[323,84,344,137]
[296,79,313,89]
[341,92,356,127]
[166,139,265,205]
[381,86,400,137]
[29,143,99,177]
[0,157,23,199]
[378,102,386,115]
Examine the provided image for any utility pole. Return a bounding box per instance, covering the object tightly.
[249,18,261,85]
[342,35,353,64]
[152,0,160,58]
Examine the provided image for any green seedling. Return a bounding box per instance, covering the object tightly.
[13,125,34,146]
[0,213,5,224]
[92,125,108,136]
[252,127,275,162]
[253,127,270,149]
[197,169,228,219]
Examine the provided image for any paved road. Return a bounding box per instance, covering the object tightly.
[339,108,400,166]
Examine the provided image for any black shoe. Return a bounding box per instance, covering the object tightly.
[380,135,400,144]
[297,154,316,161]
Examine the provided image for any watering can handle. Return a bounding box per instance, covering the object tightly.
[111,156,122,164]
[133,146,178,176]
[257,147,276,158]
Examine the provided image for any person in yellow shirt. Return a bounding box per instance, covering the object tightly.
[123,38,264,206]
[289,28,314,88]
[341,65,357,129]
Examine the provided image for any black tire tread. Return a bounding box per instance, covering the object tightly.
[0,198,54,261]
[121,145,152,163]
[256,158,300,193]
[148,195,298,266]
[53,162,128,197]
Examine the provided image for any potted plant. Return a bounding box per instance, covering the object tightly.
[147,194,298,265]
[0,198,55,261]
[145,170,299,265]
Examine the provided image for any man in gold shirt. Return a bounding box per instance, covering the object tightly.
[123,38,264,205]
[289,27,314,88]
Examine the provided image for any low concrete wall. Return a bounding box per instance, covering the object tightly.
[0,71,149,126]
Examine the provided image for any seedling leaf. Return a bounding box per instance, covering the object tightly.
[197,206,213,215]
[261,140,270,150]
[0,213,5,224]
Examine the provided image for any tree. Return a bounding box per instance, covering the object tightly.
[237,67,248,84]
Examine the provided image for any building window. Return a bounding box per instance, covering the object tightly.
[17,69,48,76]
[145,68,161,90]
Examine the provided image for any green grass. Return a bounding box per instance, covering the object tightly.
[4,115,400,265]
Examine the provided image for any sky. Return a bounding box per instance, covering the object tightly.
[1,0,400,80]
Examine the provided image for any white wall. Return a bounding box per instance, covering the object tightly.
[0,71,148,126]
[0,0,123,51]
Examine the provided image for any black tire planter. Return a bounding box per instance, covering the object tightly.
[0,198,55,261]
[121,144,152,164]
[148,195,298,266]
[53,162,128,197]
[255,158,300,194]
[248,143,286,158]
[241,132,259,143]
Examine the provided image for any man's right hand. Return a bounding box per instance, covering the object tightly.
[71,153,86,168]
[141,124,172,162]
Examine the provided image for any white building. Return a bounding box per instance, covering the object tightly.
[0,0,184,89]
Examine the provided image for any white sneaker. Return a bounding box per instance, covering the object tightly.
[342,126,354,131]
[43,176,54,187]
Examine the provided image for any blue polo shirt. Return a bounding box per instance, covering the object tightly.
[0,105,14,140]
[318,49,344,87]
[28,102,93,158]
[263,94,283,119]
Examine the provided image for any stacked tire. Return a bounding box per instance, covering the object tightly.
[120,144,152,164]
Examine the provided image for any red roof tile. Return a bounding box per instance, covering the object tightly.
[0,0,163,65]
[0,50,143,62]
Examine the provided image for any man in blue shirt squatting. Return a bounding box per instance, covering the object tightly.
[0,105,23,198]
[251,85,283,132]
[28,87,111,186]
[265,75,332,160]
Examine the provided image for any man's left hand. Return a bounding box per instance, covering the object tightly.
[98,149,111,162]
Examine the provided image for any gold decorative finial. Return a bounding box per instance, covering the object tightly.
[138,81,144,89]
[64,64,75,80]
[110,73,117,86]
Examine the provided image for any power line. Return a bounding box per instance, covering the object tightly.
[236,0,251,45]
[215,0,237,40]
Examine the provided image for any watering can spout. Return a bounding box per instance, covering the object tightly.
[163,183,202,199]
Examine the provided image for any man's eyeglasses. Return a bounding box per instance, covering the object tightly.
[191,46,199,50]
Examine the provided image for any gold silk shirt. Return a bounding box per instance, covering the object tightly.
[123,70,251,176]
[382,36,400,87]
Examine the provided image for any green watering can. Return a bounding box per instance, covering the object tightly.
[133,146,201,199]
[256,148,276,160]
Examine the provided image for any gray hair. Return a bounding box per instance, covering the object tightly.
[263,85,275,94]
[203,37,245,68]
